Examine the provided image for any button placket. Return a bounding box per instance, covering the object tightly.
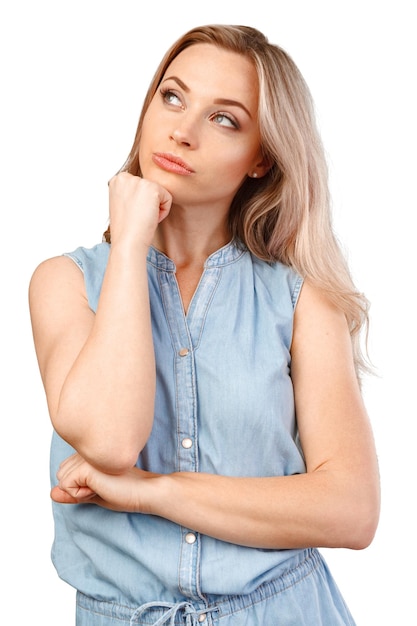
[162,275,200,598]
[158,264,223,601]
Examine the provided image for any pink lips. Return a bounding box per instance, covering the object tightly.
[152,152,195,175]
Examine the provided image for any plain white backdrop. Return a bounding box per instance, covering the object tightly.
[1,1,415,623]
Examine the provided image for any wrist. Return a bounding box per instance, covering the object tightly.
[145,473,179,518]
[108,239,150,262]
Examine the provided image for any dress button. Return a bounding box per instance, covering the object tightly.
[198,614,207,622]
[178,347,189,357]
[181,437,193,449]
[185,532,197,544]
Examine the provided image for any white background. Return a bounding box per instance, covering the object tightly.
[1,1,415,624]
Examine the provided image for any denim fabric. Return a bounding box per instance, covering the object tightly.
[49,241,354,623]
[74,549,355,625]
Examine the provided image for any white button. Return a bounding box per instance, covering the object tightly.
[181,438,193,449]
[198,614,207,623]
[185,532,196,544]
[178,347,189,357]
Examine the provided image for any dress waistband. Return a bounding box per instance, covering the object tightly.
[76,549,324,625]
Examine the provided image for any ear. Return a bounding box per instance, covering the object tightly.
[248,153,273,179]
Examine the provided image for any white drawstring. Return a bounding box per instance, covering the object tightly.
[129,600,215,626]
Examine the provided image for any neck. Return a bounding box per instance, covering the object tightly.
[152,206,230,268]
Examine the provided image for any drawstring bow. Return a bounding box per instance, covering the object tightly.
[130,600,215,626]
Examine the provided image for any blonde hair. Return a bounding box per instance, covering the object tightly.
[104,24,370,377]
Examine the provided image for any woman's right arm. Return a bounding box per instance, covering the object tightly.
[29,174,172,473]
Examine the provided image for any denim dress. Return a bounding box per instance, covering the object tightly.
[50,240,356,625]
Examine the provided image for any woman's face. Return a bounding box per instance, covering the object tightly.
[139,43,266,212]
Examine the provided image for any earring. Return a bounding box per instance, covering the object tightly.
[251,172,258,178]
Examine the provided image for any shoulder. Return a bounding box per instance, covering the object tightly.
[30,254,83,296]
[291,279,356,382]
[30,241,109,281]
[294,280,349,337]
[30,242,110,313]
[29,255,88,329]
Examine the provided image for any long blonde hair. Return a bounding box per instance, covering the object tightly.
[104,24,370,377]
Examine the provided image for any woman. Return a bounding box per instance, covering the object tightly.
[29,24,380,625]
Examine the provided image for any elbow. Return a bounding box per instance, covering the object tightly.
[316,457,381,550]
[334,486,381,550]
[70,432,143,474]
[53,409,147,474]
[348,497,380,550]
[344,514,379,551]
[60,430,143,474]
[315,468,381,550]
[82,442,142,474]
[350,474,381,550]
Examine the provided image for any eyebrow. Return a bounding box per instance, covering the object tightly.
[213,99,252,118]
[162,76,252,118]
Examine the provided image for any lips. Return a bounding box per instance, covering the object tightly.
[152,152,195,175]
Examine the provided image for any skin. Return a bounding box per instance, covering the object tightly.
[29,44,380,551]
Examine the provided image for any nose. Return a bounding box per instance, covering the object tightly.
[171,129,191,147]
[170,113,197,148]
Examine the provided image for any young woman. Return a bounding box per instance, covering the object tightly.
[29,24,380,626]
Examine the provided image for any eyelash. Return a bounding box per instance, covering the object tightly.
[159,88,239,129]
[160,87,182,107]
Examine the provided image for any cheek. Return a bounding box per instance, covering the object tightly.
[214,149,253,180]
[207,162,249,200]
[138,120,156,170]
[139,116,152,147]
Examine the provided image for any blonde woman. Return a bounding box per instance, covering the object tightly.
[29,24,380,626]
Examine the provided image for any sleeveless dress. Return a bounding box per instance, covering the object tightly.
[50,240,356,625]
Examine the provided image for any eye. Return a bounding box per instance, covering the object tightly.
[160,88,182,107]
[211,113,239,129]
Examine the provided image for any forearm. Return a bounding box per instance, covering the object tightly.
[53,450,379,550]
[55,244,155,471]
[150,469,379,550]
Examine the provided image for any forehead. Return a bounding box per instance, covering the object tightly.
[163,43,259,109]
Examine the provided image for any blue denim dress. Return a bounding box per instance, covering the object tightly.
[50,241,356,625]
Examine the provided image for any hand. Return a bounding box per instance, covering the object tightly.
[108,172,172,249]
[51,453,160,512]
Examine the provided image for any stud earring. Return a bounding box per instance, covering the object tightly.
[252,172,258,178]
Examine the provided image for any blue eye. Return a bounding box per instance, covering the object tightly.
[211,113,238,129]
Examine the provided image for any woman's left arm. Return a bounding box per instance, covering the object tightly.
[53,280,380,550]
